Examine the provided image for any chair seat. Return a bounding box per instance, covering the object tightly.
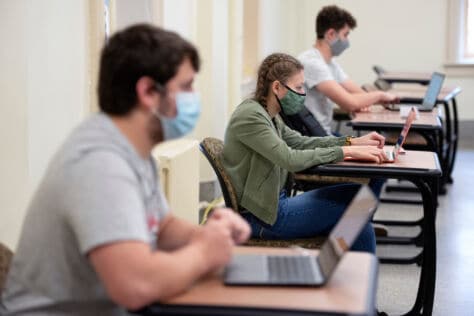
[244,236,326,249]
[332,107,351,120]
[294,173,369,185]
[0,242,13,292]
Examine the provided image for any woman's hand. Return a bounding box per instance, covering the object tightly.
[342,145,388,163]
[350,132,385,148]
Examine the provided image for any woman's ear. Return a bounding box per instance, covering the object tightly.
[271,80,282,96]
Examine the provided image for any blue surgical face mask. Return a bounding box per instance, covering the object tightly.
[329,36,350,57]
[154,92,201,140]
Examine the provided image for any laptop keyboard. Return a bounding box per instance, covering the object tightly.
[267,255,317,283]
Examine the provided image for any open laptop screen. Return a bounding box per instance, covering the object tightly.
[392,107,417,159]
[422,72,445,108]
[318,186,377,279]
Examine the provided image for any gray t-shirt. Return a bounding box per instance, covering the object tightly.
[0,113,169,316]
[298,48,348,134]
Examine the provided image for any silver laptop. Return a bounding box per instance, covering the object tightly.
[385,72,445,112]
[384,107,417,162]
[224,185,377,286]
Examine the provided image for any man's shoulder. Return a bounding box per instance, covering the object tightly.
[298,48,323,63]
[65,113,135,162]
[298,49,329,75]
[54,113,141,181]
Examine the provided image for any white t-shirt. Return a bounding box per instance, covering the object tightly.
[1,113,169,316]
[298,48,348,134]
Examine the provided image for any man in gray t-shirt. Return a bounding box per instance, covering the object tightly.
[298,5,397,135]
[1,24,250,316]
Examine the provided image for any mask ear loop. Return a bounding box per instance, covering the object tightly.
[283,84,306,96]
[273,81,285,108]
[153,82,170,118]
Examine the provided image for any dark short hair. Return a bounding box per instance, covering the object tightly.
[316,5,357,39]
[98,24,200,115]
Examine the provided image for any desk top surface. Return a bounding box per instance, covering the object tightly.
[390,85,462,102]
[337,148,439,171]
[351,106,441,128]
[379,71,432,84]
[158,247,377,315]
[305,149,441,177]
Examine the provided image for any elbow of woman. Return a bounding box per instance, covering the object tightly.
[282,159,305,173]
[286,165,303,173]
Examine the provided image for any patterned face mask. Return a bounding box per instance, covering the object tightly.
[277,84,306,115]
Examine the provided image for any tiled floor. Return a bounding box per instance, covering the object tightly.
[376,149,474,315]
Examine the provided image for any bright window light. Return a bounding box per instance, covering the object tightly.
[465,0,474,58]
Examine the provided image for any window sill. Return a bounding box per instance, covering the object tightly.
[443,62,474,76]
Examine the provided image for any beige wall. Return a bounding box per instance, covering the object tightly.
[0,0,90,249]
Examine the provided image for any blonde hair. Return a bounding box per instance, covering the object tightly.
[254,53,303,107]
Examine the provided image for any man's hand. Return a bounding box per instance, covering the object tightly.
[378,91,400,104]
[208,208,251,244]
[342,145,388,163]
[190,208,250,272]
[350,132,385,148]
[192,217,234,272]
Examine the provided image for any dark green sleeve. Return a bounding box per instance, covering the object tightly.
[232,111,344,172]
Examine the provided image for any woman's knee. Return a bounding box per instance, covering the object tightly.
[312,183,361,204]
[351,223,376,253]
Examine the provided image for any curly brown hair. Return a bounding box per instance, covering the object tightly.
[316,5,357,39]
[254,53,303,107]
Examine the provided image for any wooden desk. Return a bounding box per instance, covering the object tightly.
[379,71,432,85]
[138,247,378,316]
[351,107,442,130]
[300,150,442,316]
[388,85,462,185]
[350,107,445,195]
[374,68,461,185]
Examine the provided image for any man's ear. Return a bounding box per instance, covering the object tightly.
[325,28,337,41]
[135,76,160,112]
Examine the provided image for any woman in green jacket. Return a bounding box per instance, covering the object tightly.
[222,53,387,253]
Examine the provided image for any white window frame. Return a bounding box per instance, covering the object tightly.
[465,0,474,58]
[445,0,474,74]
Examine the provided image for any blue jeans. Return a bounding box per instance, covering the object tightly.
[242,180,383,254]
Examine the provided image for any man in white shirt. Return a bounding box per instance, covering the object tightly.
[298,5,398,135]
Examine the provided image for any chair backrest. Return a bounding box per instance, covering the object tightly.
[199,138,239,212]
[279,107,328,137]
[0,242,13,294]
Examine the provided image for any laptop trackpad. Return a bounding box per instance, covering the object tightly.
[224,254,268,284]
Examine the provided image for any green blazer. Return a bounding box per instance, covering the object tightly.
[222,99,346,225]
